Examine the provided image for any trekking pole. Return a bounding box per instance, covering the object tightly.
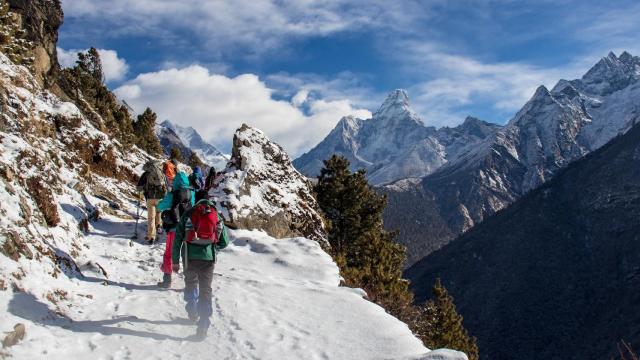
[132,191,141,240]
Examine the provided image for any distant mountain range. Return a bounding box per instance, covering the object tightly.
[297,51,640,267]
[156,120,228,169]
[294,89,501,185]
[406,119,640,360]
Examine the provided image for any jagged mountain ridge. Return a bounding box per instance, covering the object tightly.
[406,120,640,360]
[294,90,502,185]
[383,51,640,266]
[159,120,228,169]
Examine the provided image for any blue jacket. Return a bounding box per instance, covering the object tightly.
[157,172,195,230]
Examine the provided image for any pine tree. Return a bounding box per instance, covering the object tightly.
[189,153,204,169]
[315,155,413,317]
[133,108,163,155]
[414,279,479,360]
[170,147,183,162]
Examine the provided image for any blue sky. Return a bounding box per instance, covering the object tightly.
[57,0,640,155]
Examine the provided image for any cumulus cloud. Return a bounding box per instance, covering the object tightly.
[57,48,129,82]
[114,66,371,156]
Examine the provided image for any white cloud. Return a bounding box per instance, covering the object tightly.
[114,65,371,156]
[393,41,594,126]
[60,0,430,58]
[57,47,129,82]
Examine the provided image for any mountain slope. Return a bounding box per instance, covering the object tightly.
[294,90,501,185]
[384,51,640,266]
[406,121,640,360]
[160,120,228,169]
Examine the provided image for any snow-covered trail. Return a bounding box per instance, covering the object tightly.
[2,213,463,360]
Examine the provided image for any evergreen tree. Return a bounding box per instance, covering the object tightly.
[189,153,204,169]
[316,155,479,358]
[133,108,163,155]
[170,147,183,162]
[59,48,135,147]
[315,155,413,316]
[414,279,479,360]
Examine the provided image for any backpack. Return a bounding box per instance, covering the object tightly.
[161,188,192,230]
[189,173,204,191]
[144,163,167,199]
[185,203,221,245]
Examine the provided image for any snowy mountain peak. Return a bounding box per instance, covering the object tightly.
[158,120,228,169]
[374,89,422,124]
[580,50,639,96]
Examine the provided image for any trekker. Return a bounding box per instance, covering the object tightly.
[204,167,218,192]
[171,198,229,340]
[163,158,177,188]
[189,166,206,202]
[136,160,167,244]
[157,172,194,288]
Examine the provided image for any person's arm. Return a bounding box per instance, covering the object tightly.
[215,212,230,250]
[136,172,147,192]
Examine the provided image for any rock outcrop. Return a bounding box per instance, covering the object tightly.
[212,124,327,245]
[8,0,63,87]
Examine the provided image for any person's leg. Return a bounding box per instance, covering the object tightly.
[146,199,157,240]
[158,231,174,287]
[154,200,162,233]
[183,265,198,319]
[196,260,215,331]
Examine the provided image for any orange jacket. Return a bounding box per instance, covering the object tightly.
[163,160,177,180]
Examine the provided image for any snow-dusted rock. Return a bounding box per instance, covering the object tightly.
[212,124,327,245]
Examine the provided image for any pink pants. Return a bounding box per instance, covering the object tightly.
[161,231,175,274]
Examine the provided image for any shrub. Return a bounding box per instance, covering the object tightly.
[26,177,60,226]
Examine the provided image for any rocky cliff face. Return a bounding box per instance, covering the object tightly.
[211,124,327,245]
[294,90,501,185]
[406,121,640,360]
[384,51,640,266]
[8,0,63,87]
[0,51,149,303]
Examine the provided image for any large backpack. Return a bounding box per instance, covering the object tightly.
[161,188,192,230]
[185,202,221,245]
[143,162,167,199]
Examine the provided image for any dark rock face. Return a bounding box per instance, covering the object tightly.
[9,0,64,86]
[406,122,640,360]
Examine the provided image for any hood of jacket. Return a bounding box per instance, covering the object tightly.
[172,172,190,190]
[193,166,203,178]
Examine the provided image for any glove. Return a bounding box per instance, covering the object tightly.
[172,263,180,273]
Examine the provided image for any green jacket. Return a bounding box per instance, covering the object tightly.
[172,199,229,264]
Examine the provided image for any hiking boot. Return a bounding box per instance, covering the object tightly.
[157,274,171,288]
[187,311,199,323]
[192,327,207,341]
[146,238,155,245]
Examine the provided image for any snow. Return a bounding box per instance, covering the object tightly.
[1,213,461,360]
[0,52,466,360]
